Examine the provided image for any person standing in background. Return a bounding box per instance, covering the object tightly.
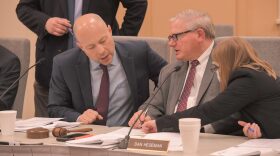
[16,0,147,117]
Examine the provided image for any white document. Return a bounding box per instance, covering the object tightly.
[66,128,129,145]
[67,133,124,145]
[66,128,183,151]
[15,117,80,132]
[109,127,145,137]
[211,146,269,156]
[238,139,280,149]
[66,129,129,148]
[211,138,280,156]
[66,127,145,148]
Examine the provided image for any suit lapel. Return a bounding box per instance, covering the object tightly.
[168,62,188,114]
[196,57,215,104]
[115,45,137,103]
[75,51,94,109]
[82,0,90,14]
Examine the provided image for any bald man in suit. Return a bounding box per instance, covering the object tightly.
[48,14,167,126]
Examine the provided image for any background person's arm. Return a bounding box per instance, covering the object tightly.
[119,0,147,36]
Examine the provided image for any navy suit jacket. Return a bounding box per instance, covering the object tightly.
[156,68,280,138]
[0,46,21,110]
[16,0,147,88]
[48,40,167,124]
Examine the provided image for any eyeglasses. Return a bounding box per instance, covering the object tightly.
[168,29,193,42]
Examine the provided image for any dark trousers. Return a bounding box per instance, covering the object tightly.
[34,82,49,117]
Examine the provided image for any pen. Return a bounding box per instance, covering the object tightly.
[68,28,74,36]
[248,127,254,133]
[139,109,149,126]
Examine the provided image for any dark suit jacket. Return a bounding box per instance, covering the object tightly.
[16,0,147,88]
[48,40,167,124]
[156,68,280,138]
[0,46,21,110]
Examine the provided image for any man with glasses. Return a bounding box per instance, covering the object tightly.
[129,9,238,134]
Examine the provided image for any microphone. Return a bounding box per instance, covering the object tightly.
[0,58,46,108]
[118,65,182,149]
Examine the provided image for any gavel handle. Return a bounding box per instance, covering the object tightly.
[68,128,93,133]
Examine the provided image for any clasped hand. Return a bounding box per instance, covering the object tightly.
[77,109,103,124]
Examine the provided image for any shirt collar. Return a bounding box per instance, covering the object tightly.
[190,41,214,65]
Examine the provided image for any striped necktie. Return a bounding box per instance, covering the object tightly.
[176,60,200,112]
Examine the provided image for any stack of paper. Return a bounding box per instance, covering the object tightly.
[15,117,81,132]
[66,127,183,151]
[66,127,144,148]
[211,139,280,156]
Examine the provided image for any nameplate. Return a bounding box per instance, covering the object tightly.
[127,138,169,152]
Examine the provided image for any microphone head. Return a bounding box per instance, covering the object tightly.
[174,66,181,72]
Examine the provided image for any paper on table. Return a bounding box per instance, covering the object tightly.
[66,127,182,150]
[238,139,280,149]
[66,142,116,149]
[109,127,145,137]
[66,127,144,148]
[67,133,124,145]
[211,138,280,156]
[16,117,62,127]
[42,121,81,129]
[211,146,271,156]
[15,117,80,132]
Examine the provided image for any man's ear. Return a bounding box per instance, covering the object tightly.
[107,25,112,34]
[196,28,206,41]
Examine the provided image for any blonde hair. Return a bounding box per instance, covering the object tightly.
[212,37,277,91]
[170,9,215,39]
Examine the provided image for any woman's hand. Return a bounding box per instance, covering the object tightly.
[238,121,262,139]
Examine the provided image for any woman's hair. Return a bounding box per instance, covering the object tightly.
[212,37,277,91]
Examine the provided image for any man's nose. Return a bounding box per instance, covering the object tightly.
[96,45,105,55]
[168,39,176,47]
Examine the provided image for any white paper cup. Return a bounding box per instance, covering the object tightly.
[0,110,17,135]
[179,118,201,154]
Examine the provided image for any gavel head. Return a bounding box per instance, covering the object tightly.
[52,127,67,137]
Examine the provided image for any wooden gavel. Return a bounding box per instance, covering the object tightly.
[52,127,93,137]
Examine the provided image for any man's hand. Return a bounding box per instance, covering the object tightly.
[142,120,157,133]
[128,110,151,129]
[45,17,71,36]
[77,109,103,124]
[238,121,262,139]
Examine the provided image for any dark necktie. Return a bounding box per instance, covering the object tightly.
[68,0,75,49]
[176,60,200,112]
[95,65,110,125]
